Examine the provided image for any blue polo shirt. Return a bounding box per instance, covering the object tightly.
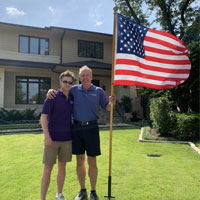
[70,84,109,122]
[42,90,73,141]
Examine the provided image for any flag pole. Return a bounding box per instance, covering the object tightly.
[104,6,117,200]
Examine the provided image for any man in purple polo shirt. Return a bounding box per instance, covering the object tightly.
[47,66,115,200]
[41,70,75,200]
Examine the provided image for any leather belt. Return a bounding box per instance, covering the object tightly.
[74,120,97,126]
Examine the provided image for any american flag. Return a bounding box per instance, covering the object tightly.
[114,14,191,89]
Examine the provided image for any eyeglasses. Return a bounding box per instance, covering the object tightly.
[62,80,73,85]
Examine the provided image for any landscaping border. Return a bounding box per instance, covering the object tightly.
[139,127,200,155]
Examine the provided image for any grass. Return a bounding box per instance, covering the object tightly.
[0,129,200,200]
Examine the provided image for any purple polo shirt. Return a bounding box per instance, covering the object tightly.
[41,90,73,141]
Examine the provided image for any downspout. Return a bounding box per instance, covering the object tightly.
[60,30,65,64]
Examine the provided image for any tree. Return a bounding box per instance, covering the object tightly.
[114,0,200,113]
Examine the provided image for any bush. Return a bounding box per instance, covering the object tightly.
[0,108,40,123]
[175,113,200,141]
[149,96,174,136]
[119,96,132,113]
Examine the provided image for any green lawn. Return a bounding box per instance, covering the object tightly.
[0,129,200,200]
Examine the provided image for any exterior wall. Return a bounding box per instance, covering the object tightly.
[62,30,112,64]
[0,24,61,64]
[0,68,5,107]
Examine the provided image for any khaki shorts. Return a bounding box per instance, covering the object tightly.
[43,141,72,165]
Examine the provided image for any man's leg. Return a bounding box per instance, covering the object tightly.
[87,156,98,191]
[76,154,86,189]
[41,164,53,200]
[57,162,66,194]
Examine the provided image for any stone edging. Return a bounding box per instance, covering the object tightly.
[139,127,200,155]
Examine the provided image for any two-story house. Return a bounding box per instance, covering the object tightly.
[0,22,144,121]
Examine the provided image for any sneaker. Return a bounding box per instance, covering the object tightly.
[74,189,87,200]
[56,193,66,200]
[90,192,99,200]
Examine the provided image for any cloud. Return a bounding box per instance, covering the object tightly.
[48,6,55,14]
[6,7,26,16]
[89,3,103,26]
[95,21,103,26]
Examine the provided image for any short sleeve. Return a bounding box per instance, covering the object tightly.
[99,88,109,110]
[41,98,52,115]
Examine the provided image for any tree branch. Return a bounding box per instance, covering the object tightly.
[179,0,191,39]
[158,0,176,36]
[124,0,141,24]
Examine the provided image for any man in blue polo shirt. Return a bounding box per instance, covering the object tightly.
[47,66,115,200]
[41,70,75,200]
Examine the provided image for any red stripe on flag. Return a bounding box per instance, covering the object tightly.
[114,80,177,90]
[115,70,187,82]
[145,55,191,65]
[116,59,190,74]
[145,36,186,52]
[148,29,188,48]
[144,46,186,55]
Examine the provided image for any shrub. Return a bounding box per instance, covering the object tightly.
[175,113,200,141]
[0,108,39,123]
[149,96,174,136]
[119,96,132,113]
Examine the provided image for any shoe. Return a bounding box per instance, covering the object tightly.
[90,192,99,200]
[56,193,66,200]
[74,189,87,200]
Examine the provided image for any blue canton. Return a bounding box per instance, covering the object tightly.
[117,14,148,59]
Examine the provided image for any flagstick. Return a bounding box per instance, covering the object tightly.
[104,6,117,200]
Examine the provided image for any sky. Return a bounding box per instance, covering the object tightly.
[0,0,116,34]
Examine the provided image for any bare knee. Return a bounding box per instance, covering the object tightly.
[43,165,53,175]
[58,162,66,172]
[87,156,97,168]
[76,154,85,167]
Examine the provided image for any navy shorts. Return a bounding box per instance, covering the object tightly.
[72,123,101,156]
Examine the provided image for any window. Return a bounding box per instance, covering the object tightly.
[78,40,103,59]
[16,76,51,104]
[19,36,49,55]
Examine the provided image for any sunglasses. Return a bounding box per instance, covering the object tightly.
[62,80,73,85]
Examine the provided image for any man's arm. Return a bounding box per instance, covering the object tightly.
[40,114,52,146]
[106,95,116,111]
[46,89,57,99]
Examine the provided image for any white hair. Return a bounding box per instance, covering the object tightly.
[79,65,92,75]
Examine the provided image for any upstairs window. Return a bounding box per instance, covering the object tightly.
[78,40,103,59]
[19,36,49,55]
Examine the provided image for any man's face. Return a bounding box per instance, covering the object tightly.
[60,76,73,92]
[79,69,93,86]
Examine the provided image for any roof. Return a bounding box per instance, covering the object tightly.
[0,59,112,70]
[0,59,55,69]
[0,21,112,37]
[62,60,112,70]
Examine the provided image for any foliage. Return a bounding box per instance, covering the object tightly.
[0,108,39,123]
[119,95,132,112]
[114,0,200,39]
[175,113,200,141]
[149,96,175,136]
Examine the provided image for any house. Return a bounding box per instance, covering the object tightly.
[0,22,144,121]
